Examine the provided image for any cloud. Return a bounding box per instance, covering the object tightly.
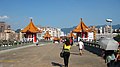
[0,15,9,19]
[29,17,33,19]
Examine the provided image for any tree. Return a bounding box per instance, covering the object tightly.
[114,34,120,42]
[15,29,21,33]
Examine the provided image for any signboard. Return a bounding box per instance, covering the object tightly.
[88,32,94,39]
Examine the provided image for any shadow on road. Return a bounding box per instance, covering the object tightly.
[51,62,63,67]
[84,45,102,57]
[70,52,80,55]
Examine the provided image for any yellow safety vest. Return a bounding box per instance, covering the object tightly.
[63,44,71,52]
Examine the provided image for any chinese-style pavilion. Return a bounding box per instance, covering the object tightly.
[72,18,91,41]
[21,19,41,43]
[44,31,51,40]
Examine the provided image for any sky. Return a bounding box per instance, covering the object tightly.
[0,0,120,30]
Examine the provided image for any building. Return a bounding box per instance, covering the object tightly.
[0,21,17,41]
[21,19,41,43]
[72,18,95,41]
[37,26,64,41]
[43,31,51,40]
[0,20,65,42]
[95,25,120,40]
[89,26,97,41]
[104,25,112,34]
[0,21,10,32]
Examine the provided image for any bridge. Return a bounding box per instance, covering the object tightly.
[0,43,107,67]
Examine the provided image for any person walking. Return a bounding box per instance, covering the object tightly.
[78,39,84,55]
[63,39,71,67]
[70,38,73,46]
[105,50,116,67]
[36,38,39,46]
[115,46,120,67]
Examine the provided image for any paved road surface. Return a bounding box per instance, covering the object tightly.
[0,43,107,67]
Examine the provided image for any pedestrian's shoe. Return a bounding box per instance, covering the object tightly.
[80,53,82,56]
[64,65,68,67]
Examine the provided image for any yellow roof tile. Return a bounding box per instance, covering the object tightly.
[72,18,90,33]
[21,19,40,33]
[44,31,51,38]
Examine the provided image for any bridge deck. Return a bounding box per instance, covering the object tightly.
[0,43,107,67]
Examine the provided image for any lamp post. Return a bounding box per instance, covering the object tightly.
[106,18,112,38]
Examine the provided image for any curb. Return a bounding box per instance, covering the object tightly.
[0,44,35,54]
[0,42,53,54]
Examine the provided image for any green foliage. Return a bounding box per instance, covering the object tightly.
[114,34,120,42]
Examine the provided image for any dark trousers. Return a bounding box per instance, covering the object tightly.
[63,52,70,67]
[107,60,115,67]
[116,60,120,67]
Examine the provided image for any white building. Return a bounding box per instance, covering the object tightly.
[96,25,118,40]
[37,26,65,40]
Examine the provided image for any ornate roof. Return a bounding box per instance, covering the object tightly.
[44,31,51,38]
[21,19,40,33]
[72,18,90,33]
[53,37,59,40]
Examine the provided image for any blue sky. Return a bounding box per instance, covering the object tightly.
[0,0,120,30]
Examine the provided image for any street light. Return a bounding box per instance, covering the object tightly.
[106,18,112,38]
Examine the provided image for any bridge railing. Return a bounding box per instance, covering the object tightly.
[0,40,33,50]
[83,41,101,48]
[83,41,103,57]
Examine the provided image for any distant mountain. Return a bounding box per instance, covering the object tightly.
[61,26,76,34]
[61,24,120,34]
[15,29,21,33]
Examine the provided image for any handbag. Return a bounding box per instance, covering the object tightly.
[60,50,64,58]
